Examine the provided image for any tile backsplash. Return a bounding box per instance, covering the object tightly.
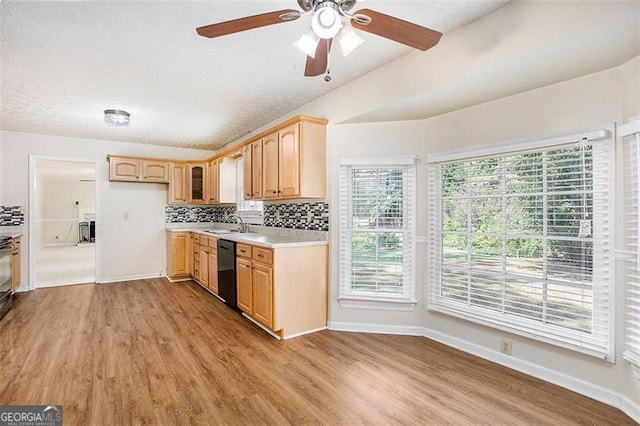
[165,201,329,231]
[264,201,329,231]
[165,205,236,223]
[0,206,24,226]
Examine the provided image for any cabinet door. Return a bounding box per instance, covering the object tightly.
[206,159,219,204]
[251,140,264,199]
[109,158,140,181]
[11,237,21,292]
[236,257,253,314]
[171,233,190,277]
[199,246,209,287]
[252,262,273,329]
[278,123,300,198]
[208,250,218,294]
[193,242,201,282]
[168,163,187,204]
[242,144,253,200]
[142,160,170,183]
[188,164,206,203]
[262,133,279,199]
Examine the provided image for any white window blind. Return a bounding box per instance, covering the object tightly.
[622,120,640,368]
[339,157,416,302]
[427,131,614,360]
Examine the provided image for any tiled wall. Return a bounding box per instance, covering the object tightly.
[264,202,329,231]
[0,206,24,226]
[165,201,330,231]
[165,205,236,223]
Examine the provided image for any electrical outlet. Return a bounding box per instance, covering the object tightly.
[306,211,313,222]
[500,338,513,355]
[123,211,129,220]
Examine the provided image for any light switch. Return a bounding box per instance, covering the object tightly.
[123,211,130,220]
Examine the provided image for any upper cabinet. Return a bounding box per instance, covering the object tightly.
[109,156,170,183]
[206,159,219,204]
[188,163,206,204]
[168,162,187,204]
[260,120,325,200]
[109,116,327,204]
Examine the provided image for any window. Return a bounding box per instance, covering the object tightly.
[339,157,416,307]
[235,157,262,221]
[622,119,640,371]
[427,129,614,360]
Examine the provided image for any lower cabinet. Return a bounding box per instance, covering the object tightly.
[166,232,191,280]
[236,242,327,339]
[11,237,21,292]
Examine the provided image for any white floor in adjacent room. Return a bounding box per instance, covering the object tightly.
[36,244,95,288]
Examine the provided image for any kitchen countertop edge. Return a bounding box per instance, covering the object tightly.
[166,228,328,249]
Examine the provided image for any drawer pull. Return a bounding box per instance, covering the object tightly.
[257,254,264,258]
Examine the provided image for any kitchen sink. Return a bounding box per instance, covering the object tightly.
[203,229,254,235]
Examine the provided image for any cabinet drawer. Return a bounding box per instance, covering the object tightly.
[253,247,273,265]
[237,244,252,259]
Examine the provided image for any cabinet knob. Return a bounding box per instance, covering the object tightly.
[277,190,282,194]
[272,191,276,194]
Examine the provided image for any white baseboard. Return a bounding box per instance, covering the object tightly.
[328,321,640,423]
[97,273,165,284]
[328,321,424,336]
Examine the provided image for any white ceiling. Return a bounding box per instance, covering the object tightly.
[0,0,508,151]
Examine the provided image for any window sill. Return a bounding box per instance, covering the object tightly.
[338,296,417,312]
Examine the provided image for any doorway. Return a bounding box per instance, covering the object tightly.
[31,158,96,288]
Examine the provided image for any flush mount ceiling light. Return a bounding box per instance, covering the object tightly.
[104,109,130,127]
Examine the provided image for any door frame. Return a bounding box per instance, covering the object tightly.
[28,155,100,290]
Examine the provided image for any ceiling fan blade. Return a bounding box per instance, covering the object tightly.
[351,8,442,51]
[304,39,332,77]
[196,9,300,39]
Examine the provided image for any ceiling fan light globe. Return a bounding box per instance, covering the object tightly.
[311,7,343,39]
[337,25,364,57]
[294,30,320,58]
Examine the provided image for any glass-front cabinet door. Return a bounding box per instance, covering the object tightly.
[188,163,206,203]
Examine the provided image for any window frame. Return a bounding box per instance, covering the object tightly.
[338,156,417,310]
[621,119,640,373]
[427,129,615,361]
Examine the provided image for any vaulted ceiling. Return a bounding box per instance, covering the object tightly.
[0,1,507,150]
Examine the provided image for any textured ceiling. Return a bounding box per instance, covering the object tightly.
[0,1,507,150]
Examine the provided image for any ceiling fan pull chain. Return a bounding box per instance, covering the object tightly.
[324,68,332,82]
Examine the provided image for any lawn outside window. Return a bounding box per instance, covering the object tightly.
[427,129,614,360]
[339,156,417,309]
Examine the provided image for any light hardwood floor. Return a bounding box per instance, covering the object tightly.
[0,278,634,425]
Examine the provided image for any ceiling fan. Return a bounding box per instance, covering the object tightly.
[196,0,442,78]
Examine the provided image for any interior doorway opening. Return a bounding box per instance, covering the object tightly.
[33,159,96,288]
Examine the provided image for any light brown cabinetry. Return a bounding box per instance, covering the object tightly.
[236,244,273,329]
[188,163,206,204]
[242,145,253,199]
[109,156,170,183]
[208,244,218,294]
[168,162,187,204]
[244,140,264,200]
[236,256,253,314]
[259,120,325,200]
[206,159,219,204]
[166,232,191,280]
[236,242,327,338]
[11,237,21,292]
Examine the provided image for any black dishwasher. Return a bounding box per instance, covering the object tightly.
[217,239,238,310]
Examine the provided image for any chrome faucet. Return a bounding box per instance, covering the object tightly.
[226,213,248,233]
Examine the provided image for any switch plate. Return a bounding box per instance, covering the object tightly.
[123,211,129,220]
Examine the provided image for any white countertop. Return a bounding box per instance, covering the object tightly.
[166,228,327,249]
[0,226,23,238]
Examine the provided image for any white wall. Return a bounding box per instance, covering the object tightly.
[0,131,213,286]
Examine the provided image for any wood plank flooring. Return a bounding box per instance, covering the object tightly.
[0,278,635,425]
